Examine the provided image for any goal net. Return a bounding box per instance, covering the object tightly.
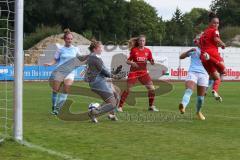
[0,0,15,142]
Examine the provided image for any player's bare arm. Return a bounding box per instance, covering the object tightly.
[179,48,196,59]
[44,59,57,66]
[214,37,226,49]
[127,60,139,68]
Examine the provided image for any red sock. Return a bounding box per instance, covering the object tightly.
[213,79,221,92]
[119,90,129,108]
[148,90,155,107]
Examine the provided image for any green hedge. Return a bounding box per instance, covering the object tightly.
[220,26,240,43]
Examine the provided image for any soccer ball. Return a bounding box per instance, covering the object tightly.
[88,103,100,111]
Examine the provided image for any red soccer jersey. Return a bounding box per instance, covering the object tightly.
[199,26,220,55]
[128,47,153,72]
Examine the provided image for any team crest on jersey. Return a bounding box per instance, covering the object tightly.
[137,57,146,61]
[215,30,219,35]
[145,52,148,56]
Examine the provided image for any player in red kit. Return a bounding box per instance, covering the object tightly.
[118,35,158,112]
[199,12,226,102]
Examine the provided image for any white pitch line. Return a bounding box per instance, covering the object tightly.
[21,141,83,160]
[0,138,4,144]
[160,109,240,120]
[209,115,240,120]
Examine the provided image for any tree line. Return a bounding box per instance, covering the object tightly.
[24,0,240,46]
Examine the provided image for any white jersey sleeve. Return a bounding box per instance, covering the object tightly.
[75,47,81,57]
[54,49,61,61]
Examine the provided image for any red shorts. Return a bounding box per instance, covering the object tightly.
[201,61,223,74]
[201,49,223,62]
[200,52,224,74]
[127,71,152,85]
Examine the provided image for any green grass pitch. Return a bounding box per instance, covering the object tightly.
[0,82,239,160]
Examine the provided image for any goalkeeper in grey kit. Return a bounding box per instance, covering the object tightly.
[85,40,121,123]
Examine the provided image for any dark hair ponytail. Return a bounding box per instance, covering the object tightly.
[62,28,73,39]
[208,12,218,22]
[88,39,102,52]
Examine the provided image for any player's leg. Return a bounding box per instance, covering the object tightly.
[57,78,74,110]
[210,71,223,102]
[105,96,118,121]
[139,73,158,111]
[145,82,158,111]
[202,52,226,74]
[196,73,208,120]
[201,60,222,102]
[89,79,118,122]
[51,80,62,115]
[92,96,117,122]
[179,72,197,114]
[196,85,206,120]
[118,83,135,112]
[206,78,214,94]
[216,61,226,75]
[111,83,121,107]
[106,82,121,119]
[118,72,137,111]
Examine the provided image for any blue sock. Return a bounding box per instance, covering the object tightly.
[181,88,193,108]
[57,93,68,109]
[206,80,214,92]
[196,96,204,113]
[52,92,58,108]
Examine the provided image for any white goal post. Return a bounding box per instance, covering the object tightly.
[13,0,23,141]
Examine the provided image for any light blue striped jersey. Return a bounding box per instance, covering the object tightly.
[188,47,208,75]
[54,45,80,75]
[55,45,79,66]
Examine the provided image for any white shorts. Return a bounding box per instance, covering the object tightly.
[65,73,75,81]
[185,72,209,87]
